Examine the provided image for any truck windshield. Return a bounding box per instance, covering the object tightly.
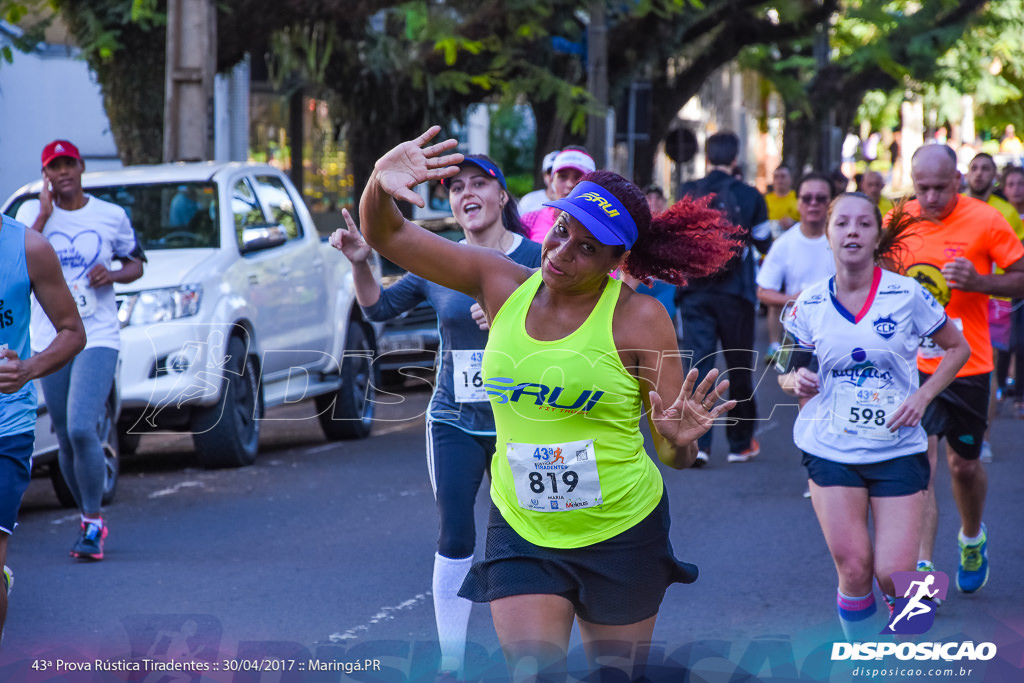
[4,181,220,251]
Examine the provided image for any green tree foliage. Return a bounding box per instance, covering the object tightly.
[599,0,834,184]
[3,0,831,186]
[741,0,990,172]
[57,0,166,165]
[919,0,1024,139]
[488,102,536,197]
[7,0,1005,190]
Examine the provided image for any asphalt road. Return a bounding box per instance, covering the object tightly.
[2,363,1023,682]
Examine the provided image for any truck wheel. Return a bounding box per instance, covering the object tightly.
[316,321,376,440]
[191,336,262,468]
[50,393,120,508]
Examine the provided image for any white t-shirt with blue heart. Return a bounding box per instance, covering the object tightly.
[18,195,138,352]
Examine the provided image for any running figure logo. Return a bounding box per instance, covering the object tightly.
[883,571,949,635]
[551,447,565,465]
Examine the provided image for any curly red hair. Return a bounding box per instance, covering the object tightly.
[627,194,746,286]
[580,171,745,286]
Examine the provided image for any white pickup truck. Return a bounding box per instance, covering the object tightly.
[4,162,377,473]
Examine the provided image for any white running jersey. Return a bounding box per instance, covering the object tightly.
[784,268,947,464]
[18,195,137,352]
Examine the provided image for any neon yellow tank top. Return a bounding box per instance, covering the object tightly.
[482,271,663,548]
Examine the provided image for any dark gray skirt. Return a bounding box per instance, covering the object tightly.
[459,490,697,625]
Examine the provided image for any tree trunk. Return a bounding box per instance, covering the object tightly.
[782,106,817,175]
[58,3,166,165]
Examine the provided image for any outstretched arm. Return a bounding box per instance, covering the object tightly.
[359,126,528,305]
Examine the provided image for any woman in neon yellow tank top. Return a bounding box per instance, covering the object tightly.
[358,127,744,682]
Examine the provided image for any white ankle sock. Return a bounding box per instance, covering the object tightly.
[959,528,984,545]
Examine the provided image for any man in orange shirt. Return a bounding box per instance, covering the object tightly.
[904,144,1024,594]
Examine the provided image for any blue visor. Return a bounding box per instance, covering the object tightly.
[442,155,506,190]
[543,181,638,248]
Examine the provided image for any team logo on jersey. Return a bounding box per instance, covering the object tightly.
[483,377,606,412]
[831,350,895,389]
[906,263,950,307]
[873,314,897,340]
[877,283,909,296]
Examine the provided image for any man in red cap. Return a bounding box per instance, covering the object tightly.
[15,139,145,562]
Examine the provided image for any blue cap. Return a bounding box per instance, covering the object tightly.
[442,155,506,190]
[543,180,638,248]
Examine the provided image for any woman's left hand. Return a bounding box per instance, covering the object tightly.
[886,389,929,431]
[374,126,463,207]
[650,367,736,446]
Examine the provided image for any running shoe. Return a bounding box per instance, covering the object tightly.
[3,566,12,596]
[727,438,760,463]
[979,441,993,464]
[956,524,989,594]
[692,450,709,468]
[70,521,108,561]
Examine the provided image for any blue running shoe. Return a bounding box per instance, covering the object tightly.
[70,521,108,561]
[956,524,988,593]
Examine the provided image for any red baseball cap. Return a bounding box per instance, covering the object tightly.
[41,140,83,167]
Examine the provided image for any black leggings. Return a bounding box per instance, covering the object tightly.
[426,421,495,559]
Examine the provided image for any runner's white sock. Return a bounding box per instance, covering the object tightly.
[959,528,984,545]
[433,553,474,674]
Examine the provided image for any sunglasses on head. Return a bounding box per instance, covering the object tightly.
[799,194,830,204]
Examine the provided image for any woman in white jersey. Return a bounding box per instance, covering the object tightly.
[778,193,969,639]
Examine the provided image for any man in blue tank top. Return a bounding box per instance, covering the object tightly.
[0,214,86,639]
